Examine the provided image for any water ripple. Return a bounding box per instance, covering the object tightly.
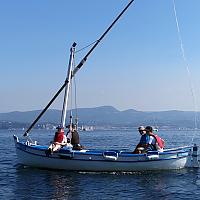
[1,130,200,199]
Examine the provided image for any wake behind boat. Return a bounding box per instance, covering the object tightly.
[13,0,199,171]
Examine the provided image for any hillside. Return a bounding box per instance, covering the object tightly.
[0,106,199,129]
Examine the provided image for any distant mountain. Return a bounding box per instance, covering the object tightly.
[0,106,199,129]
[0,109,61,124]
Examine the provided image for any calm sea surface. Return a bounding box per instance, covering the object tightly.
[1,129,200,200]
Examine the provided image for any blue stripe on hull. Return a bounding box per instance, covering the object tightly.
[16,144,190,163]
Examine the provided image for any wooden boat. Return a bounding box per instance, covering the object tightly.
[13,0,199,171]
[13,135,198,171]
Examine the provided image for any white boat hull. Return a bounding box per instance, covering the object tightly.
[14,135,197,172]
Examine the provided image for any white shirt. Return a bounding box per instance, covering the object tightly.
[62,135,67,144]
[148,135,163,152]
[148,136,156,145]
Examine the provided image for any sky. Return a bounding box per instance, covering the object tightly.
[1,0,200,113]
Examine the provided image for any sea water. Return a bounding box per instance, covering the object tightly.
[1,129,200,199]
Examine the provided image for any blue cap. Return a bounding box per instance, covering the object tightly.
[56,125,64,130]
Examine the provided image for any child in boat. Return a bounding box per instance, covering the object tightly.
[46,126,68,155]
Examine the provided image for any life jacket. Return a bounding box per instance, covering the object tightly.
[152,134,165,149]
[54,131,64,143]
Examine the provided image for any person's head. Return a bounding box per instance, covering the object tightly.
[145,126,153,134]
[138,126,146,135]
[56,125,64,134]
[66,123,76,130]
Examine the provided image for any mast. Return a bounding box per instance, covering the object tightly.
[60,42,76,128]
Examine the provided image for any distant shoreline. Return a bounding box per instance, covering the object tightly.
[2,126,200,132]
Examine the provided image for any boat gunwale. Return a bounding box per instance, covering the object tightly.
[16,145,190,163]
[15,139,192,159]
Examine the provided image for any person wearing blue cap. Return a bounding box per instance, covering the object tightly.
[133,126,148,154]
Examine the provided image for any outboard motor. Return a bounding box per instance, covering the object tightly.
[191,144,199,168]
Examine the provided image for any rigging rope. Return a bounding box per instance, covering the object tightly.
[73,62,79,128]
[172,0,197,140]
[67,55,79,129]
[75,40,98,53]
[70,79,73,124]
[72,56,79,129]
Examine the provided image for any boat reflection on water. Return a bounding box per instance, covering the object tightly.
[14,167,200,199]
[14,167,77,199]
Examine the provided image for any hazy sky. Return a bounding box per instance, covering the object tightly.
[1,0,200,113]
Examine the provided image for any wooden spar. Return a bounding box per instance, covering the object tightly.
[72,0,135,77]
[60,43,76,128]
[23,0,135,136]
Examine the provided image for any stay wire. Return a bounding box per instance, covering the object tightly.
[73,57,79,128]
[172,0,198,141]
[68,55,74,127]
[70,78,73,123]
[75,40,98,54]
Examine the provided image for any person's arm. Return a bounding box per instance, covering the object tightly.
[146,136,157,150]
[60,135,67,145]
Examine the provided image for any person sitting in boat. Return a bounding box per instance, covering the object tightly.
[66,123,84,150]
[133,126,165,153]
[145,126,165,152]
[46,125,68,155]
[133,126,148,154]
